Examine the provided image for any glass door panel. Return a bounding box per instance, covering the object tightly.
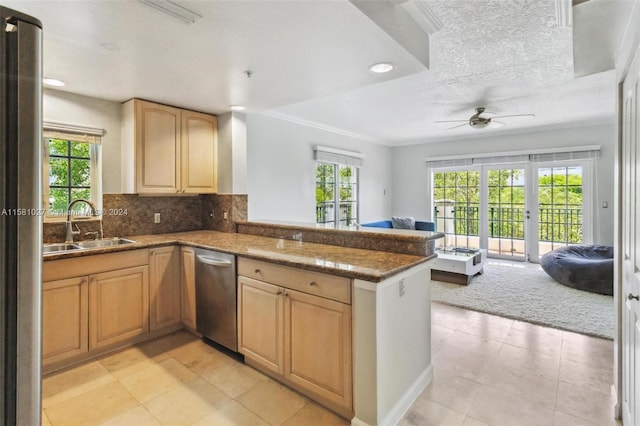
[432,170,480,249]
[536,166,583,257]
[487,168,526,259]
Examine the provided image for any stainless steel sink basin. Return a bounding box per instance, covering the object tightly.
[75,238,136,249]
[42,243,82,254]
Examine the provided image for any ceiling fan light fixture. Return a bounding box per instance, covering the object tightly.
[369,62,394,73]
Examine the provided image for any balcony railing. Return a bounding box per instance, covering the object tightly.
[435,205,582,243]
[316,202,356,226]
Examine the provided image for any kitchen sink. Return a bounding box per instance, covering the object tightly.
[42,243,82,254]
[43,238,136,255]
[75,238,136,249]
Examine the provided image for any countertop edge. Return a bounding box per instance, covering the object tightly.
[43,232,434,283]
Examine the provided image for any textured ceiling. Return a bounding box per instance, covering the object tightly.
[269,0,618,145]
[4,0,622,145]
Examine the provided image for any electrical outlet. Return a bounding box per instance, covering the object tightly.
[223,211,228,220]
[399,279,405,297]
[154,213,161,224]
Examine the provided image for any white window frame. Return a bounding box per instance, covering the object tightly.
[43,137,102,222]
[315,162,359,227]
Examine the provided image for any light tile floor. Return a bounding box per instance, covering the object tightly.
[41,302,620,426]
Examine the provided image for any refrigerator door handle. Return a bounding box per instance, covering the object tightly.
[196,255,233,267]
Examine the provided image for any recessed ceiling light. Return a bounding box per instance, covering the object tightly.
[43,78,65,87]
[229,105,246,111]
[369,62,394,73]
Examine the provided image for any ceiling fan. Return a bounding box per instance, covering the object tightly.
[435,107,535,130]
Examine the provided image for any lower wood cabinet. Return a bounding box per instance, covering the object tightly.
[238,257,353,417]
[180,246,196,330]
[42,276,89,365]
[149,246,181,331]
[89,265,150,350]
[238,277,284,375]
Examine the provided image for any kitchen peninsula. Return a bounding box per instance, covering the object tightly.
[43,225,443,426]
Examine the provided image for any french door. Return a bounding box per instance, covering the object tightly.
[432,162,591,262]
[620,37,640,426]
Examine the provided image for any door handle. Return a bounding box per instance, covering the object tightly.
[197,255,232,267]
[629,293,639,301]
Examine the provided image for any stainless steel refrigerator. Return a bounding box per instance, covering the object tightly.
[0,6,43,426]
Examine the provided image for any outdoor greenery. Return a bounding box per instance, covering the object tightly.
[315,163,357,224]
[48,138,92,215]
[433,168,583,243]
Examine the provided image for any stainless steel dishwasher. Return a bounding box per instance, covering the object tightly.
[194,248,237,352]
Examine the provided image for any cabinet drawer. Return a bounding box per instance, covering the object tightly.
[238,257,351,304]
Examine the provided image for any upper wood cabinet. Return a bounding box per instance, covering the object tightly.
[122,99,218,194]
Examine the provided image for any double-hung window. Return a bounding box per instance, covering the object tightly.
[43,124,103,219]
[314,146,363,227]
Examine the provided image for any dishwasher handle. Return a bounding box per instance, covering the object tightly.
[197,255,233,267]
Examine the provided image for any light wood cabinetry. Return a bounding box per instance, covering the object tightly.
[149,246,181,331]
[42,277,89,365]
[181,110,218,193]
[89,265,150,350]
[42,249,150,370]
[180,246,197,330]
[237,257,353,417]
[238,276,284,375]
[121,98,218,194]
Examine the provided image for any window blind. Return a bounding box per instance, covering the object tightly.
[314,145,365,168]
[43,121,105,144]
[425,145,600,168]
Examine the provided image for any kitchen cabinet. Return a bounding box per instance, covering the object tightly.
[42,276,89,366]
[89,265,150,350]
[121,98,218,194]
[43,250,153,370]
[237,257,353,417]
[149,246,181,331]
[180,246,197,330]
[238,276,284,375]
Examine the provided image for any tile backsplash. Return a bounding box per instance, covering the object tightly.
[43,193,248,243]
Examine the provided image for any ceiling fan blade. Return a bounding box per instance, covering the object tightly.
[445,123,469,130]
[491,113,536,119]
[435,119,468,123]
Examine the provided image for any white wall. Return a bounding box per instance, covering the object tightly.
[391,124,617,245]
[246,113,393,223]
[43,89,122,193]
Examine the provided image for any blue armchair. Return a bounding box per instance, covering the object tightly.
[360,220,436,231]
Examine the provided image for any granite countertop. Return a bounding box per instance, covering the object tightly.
[43,231,432,282]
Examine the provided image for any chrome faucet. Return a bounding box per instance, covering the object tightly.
[65,199,103,243]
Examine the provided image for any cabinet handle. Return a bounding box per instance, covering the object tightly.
[254,269,261,274]
[284,291,289,298]
[276,290,282,296]
[309,281,318,287]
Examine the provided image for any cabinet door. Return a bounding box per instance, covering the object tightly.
[135,100,181,193]
[42,277,89,366]
[149,246,181,331]
[181,110,218,194]
[238,276,284,374]
[89,265,149,350]
[284,288,352,411]
[180,246,196,329]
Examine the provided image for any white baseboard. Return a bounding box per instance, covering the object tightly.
[351,364,433,426]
